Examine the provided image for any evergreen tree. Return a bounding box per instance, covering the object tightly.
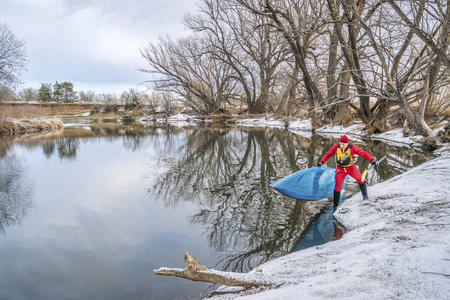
[53,81,77,103]
[52,81,63,103]
[60,81,77,102]
[37,83,52,102]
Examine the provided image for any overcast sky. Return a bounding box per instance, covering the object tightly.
[2,0,199,94]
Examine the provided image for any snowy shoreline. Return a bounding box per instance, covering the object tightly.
[187,117,450,299]
[163,113,438,149]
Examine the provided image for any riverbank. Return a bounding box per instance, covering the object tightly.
[0,118,63,134]
[0,103,87,134]
[1,106,448,298]
[203,128,450,299]
[154,113,450,299]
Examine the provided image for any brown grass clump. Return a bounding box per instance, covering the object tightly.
[0,118,63,134]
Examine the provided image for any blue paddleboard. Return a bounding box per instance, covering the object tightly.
[269,167,347,201]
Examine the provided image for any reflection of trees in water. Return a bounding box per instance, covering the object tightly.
[0,156,35,234]
[0,139,11,159]
[0,123,185,160]
[56,139,79,160]
[42,140,56,159]
[152,128,332,272]
[0,123,434,267]
[152,128,434,272]
[120,124,182,152]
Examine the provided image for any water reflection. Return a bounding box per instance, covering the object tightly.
[0,156,35,233]
[0,123,434,300]
[149,126,433,272]
[292,196,347,252]
[151,128,321,272]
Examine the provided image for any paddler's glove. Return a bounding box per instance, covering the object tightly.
[372,158,379,168]
[317,162,323,167]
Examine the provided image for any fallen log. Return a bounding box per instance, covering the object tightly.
[154,252,273,288]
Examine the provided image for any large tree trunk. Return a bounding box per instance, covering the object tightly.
[324,13,340,124]
[334,63,353,126]
[154,252,274,288]
[276,64,299,117]
[398,93,435,137]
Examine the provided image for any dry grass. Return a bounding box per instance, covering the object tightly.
[0,103,95,133]
[0,104,49,119]
[0,118,64,134]
[0,103,93,119]
[41,103,93,116]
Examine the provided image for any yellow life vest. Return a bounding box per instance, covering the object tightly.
[335,144,354,167]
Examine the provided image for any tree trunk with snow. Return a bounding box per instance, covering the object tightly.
[154,252,273,288]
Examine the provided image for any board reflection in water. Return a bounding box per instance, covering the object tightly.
[292,195,347,252]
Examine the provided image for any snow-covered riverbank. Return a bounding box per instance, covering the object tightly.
[200,118,450,300]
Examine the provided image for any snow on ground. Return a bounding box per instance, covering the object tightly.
[208,148,450,300]
[205,118,450,300]
[139,113,210,127]
[236,117,286,129]
[236,116,431,148]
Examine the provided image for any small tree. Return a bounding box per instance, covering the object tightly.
[60,81,77,102]
[78,90,96,103]
[38,83,52,103]
[53,81,76,103]
[0,86,15,103]
[120,88,140,109]
[18,87,38,102]
[53,81,63,103]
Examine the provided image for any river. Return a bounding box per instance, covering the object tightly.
[0,122,433,300]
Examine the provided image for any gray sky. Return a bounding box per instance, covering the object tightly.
[2,0,199,94]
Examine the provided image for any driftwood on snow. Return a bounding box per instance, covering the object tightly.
[154,252,273,288]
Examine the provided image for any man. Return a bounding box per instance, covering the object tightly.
[317,135,378,209]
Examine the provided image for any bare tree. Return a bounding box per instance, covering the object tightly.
[97,93,118,105]
[236,0,331,128]
[0,23,27,90]
[381,0,450,137]
[387,0,450,70]
[78,90,96,103]
[328,0,449,137]
[140,91,160,120]
[140,35,235,115]
[324,0,384,132]
[185,0,287,114]
[120,88,140,109]
[137,0,448,140]
[0,86,15,103]
[18,87,37,102]
[319,0,450,137]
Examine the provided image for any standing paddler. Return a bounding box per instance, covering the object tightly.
[317,135,379,209]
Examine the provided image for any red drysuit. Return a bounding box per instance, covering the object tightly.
[320,143,374,192]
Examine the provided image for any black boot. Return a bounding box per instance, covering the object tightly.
[333,191,341,209]
[358,182,369,200]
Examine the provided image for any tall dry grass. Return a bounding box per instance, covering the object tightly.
[0,119,63,133]
[0,104,49,121]
[0,105,63,133]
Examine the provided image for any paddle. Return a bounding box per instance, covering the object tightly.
[361,154,388,182]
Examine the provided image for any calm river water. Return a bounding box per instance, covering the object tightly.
[0,122,432,300]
